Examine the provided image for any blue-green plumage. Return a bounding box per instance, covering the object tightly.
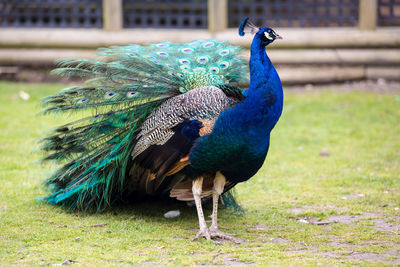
[41,17,283,240]
[189,26,283,184]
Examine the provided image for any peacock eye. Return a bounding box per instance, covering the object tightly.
[181,47,194,53]
[264,32,273,40]
[105,92,117,99]
[219,49,229,56]
[157,51,168,56]
[179,58,190,64]
[127,91,137,98]
[210,67,220,74]
[197,56,209,64]
[219,61,229,69]
[76,98,88,105]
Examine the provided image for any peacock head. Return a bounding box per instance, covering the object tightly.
[239,17,282,46]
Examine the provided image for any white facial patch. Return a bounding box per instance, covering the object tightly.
[264,32,274,40]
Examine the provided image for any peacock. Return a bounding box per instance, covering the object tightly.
[40,17,283,241]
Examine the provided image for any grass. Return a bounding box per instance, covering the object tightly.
[0,81,399,266]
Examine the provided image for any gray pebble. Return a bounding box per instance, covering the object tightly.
[164,210,180,218]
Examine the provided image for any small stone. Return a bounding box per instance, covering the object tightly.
[18,91,30,100]
[164,210,180,218]
[62,260,76,265]
[319,150,330,156]
[298,219,309,224]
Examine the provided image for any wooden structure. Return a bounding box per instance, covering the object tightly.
[0,0,399,84]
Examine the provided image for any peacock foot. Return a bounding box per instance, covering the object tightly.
[209,227,241,244]
[194,227,211,241]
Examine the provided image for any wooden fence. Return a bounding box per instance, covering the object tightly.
[1,0,399,31]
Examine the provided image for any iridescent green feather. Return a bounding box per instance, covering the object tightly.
[41,40,248,211]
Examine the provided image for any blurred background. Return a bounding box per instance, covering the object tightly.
[0,0,399,86]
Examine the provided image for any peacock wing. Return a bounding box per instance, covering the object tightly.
[128,86,242,196]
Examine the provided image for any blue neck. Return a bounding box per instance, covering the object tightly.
[249,36,274,89]
[243,34,283,131]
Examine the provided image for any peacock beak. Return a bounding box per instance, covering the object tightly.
[275,34,283,39]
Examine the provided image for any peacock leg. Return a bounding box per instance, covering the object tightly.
[209,172,239,242]
[192,177,211,240]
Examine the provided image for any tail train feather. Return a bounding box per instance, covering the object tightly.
[41,40,248,211]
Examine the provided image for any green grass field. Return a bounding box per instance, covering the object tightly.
[0,81,399,266]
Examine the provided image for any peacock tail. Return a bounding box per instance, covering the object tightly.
[41,40,248,211]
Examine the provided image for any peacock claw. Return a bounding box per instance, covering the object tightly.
[194,227,211,241]
[209,227,241,244]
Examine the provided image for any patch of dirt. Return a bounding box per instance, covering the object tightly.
[317,251,343,259]
[345,251,390,262]
[362,240,400,247]
[327,241,359,248]
[285,239,400,264]
[213,253,255,265]
[269,237,289,244]
[304,249,400,264]
[221,255,254,265]
[248,224,270,231]
[288,211,382,225]
[286,205,349,215]
[371,218,400,234]
[189,252,202,257]
[340,193,365,200]
[325,212,382,225]
[285,246,317,254]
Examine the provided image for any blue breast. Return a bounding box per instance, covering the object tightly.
[189,30,283,183]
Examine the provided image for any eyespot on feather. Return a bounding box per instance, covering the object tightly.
[197,56,209,64]
[219,49,229,56]
[219,61,229,69]
[76,98,88,105]
[157,51,169,56]
[181,47,194,54]
[203,41,215,48]
[210,67,220,74]
[155,42,169,48]
[127,92,137,98]
[179,58,190,64]
[104,92,117,99]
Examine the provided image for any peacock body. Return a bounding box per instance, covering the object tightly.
[41,17,283,241]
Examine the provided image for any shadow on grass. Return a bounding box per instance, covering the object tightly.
[39,195,222,223]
